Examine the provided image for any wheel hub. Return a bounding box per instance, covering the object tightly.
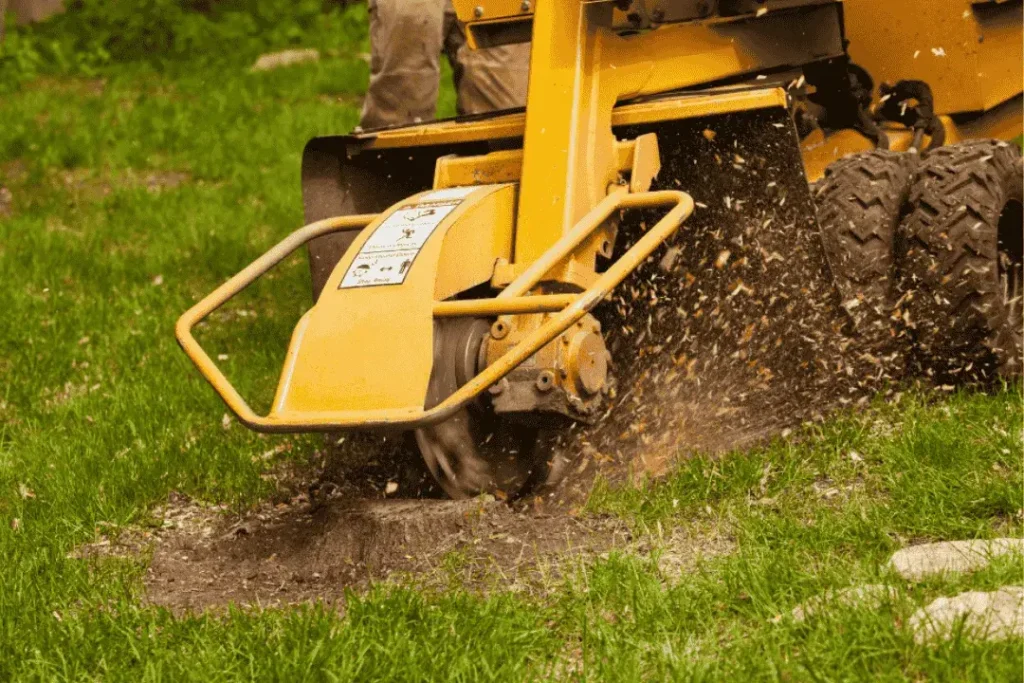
[484,312,612,423]
[415,318,559,499]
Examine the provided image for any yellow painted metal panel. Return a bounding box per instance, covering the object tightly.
[270,185,514,417]
[843,0,1022,114]
[612,87,789,126]
[434,185,516,301]
[433,149,524,188]
[451,0,531,24]
[355,87,789,151]
[975,2,1024,111]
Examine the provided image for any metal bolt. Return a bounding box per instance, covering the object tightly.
[488,378,508,395]
[474,5,484,18]
[491,320,509,340]
[520,0,531,11]
[535,371,556,392]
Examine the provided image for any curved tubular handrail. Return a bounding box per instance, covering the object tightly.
[434,293,579,317]
[175,214,378,429]
[176,190,693,432]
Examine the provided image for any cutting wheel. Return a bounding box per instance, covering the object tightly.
[415,318,564,499]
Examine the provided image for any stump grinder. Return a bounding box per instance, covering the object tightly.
[178,0,1023,498]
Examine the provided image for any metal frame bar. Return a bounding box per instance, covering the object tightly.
[434,294,577,317]
[175,190,693,432]
[175,214,376,430]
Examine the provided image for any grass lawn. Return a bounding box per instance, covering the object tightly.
[0,14,1021,681]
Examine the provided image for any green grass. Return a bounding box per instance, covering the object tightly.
[0,22,1021,681]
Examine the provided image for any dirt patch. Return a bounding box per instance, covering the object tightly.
[70,493,226,561]
[139,436,640,611]
[0,161,190,211]
[142,480,740,612]
[649,524,737,581]
[23,77,107,97]
[0,186,12,218]
[55,168,190,202]
[145,491,637,613]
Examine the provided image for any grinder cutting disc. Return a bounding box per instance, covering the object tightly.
[416,318,565,499]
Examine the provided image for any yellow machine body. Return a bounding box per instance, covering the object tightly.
[180,0,843,431]
[274,185,515,421]
[844,0,1022,116]
[178,0,1023,487]
[805,0,1023,177]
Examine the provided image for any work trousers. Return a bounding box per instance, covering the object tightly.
[360,0,531,129]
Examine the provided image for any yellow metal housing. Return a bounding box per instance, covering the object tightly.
[179,0,1023,440]
[844,0,1023,115]
[273,185,515,419]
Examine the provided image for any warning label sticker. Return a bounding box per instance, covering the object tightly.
[339,187,478,289]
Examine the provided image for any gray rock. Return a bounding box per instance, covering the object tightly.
[251,49,320,72]
[792,584,900,622]
[888,538,1024,581]
[909,587,1024,643]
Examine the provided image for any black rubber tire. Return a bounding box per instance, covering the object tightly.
[899,139,1024,382]
[814,150,915,357]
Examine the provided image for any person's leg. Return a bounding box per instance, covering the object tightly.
[0,0,8,44]
[443,2,531,115]
[360,0,448,129]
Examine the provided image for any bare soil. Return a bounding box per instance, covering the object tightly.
[140,397,777,614]
[145,492,635,612]
[0,160,191,219]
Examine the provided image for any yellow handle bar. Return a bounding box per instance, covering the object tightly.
[176,190,693,432]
